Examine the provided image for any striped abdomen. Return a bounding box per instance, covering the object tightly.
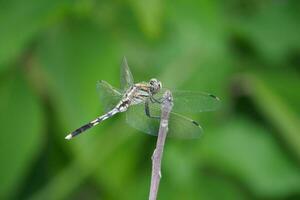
[65,108,119,140]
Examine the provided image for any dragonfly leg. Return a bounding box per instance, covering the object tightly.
[150,96,164,104]
[145,101,160,119]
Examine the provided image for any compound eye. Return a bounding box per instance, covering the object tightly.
[158,82,162,88]
[149,78,156,85]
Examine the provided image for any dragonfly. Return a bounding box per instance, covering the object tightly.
[65,57,220,140]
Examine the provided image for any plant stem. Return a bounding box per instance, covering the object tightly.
[149,90,173,200]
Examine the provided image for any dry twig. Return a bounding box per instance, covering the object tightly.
[149,90,173,200]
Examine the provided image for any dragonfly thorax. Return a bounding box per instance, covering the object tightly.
[149,78,162,94]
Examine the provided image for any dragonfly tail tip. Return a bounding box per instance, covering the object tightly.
[209,94,220,101]
[65,134,72,140]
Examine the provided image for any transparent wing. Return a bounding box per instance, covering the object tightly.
[126,103,202,138]
[154,89,220,113]
[126,103,160,136]
[96,80,122,112]
[167,111,203,138]
[120,56,134,91]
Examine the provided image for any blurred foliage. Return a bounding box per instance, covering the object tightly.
[0,0,300,199]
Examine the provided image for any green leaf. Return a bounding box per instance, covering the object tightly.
[93,136,143,199]
[30,125,132,200]
[0,0,70,69]
[246,72,300,159]
[234,2,300,64]
[200,118,300,198]
[36,19,120,141]
[0,70,44,199]
[128,0,163,38]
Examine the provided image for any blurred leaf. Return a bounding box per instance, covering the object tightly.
[36,18,120,144]
[32,18,127,198]
[0,0,70,70]
[234,2,300,64]
[160,174,247,200]
[0,70,44,199]
[128,0,163,38]
[200,118,300,198]
[0,0,69,70]
[30,162,88,200]
[122,140,247,200]
[246,72,300,159]
[157,0,233,95]
[252,69,300,114]
[156,141,246,200]
[93,136,143,199]
[30,124,132,200]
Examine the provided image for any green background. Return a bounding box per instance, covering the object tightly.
[0,0,300,199]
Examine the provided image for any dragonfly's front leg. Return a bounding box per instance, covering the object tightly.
[150,96,164,104]
[145,100,160,119]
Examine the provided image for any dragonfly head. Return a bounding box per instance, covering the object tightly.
[149,78,162,94]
